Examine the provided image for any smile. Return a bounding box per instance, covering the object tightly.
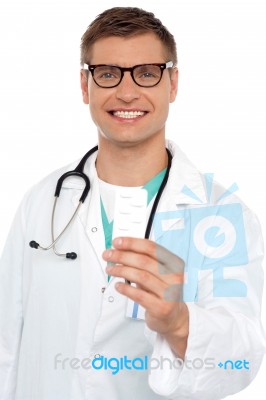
[111,110,147,119]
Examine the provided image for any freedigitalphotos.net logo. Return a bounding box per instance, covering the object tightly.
[54,354,250,375]
[153,174,249,301]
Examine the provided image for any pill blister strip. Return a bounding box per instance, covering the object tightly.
[112,188,148,240]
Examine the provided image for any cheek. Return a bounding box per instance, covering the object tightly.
[88,102,100,127]
[88,84,113,109]
[156,95,170,119]
[88,94,110,129]
[87,87,101,114]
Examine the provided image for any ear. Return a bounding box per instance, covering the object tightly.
[80,69,89,104]
[169,68,178,103]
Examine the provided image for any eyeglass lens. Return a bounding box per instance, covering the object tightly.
[93,65,162,87]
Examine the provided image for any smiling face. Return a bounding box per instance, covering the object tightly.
[80,33,178,149]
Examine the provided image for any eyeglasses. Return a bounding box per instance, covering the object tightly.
[83,61,174,88]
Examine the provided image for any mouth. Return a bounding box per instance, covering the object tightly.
[108,110,148,120]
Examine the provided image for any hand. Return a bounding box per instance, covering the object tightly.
[102,237,189,358]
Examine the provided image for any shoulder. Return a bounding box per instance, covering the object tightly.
[167,139,252,210]
[18,160,79,216]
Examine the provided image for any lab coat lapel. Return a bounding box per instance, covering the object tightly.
[152,140,208,241]
[84,177,107,274]
[69,152,107,276]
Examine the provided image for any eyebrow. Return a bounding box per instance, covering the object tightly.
[90,63,160,67]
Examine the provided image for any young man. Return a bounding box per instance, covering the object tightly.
[0,7,265,400]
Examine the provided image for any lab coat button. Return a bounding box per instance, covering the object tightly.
[108,296,114,302]
[91,227,97,232]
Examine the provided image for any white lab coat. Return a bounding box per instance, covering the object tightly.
[0,140,265,400]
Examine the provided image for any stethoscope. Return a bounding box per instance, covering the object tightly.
[29,145,172,260]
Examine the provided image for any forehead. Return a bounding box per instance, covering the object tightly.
[89,33,167,66]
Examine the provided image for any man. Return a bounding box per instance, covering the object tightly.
[0,7,265,400]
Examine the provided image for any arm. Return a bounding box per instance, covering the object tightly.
[148,207,266,399]
[103,207,266,399]
[0,198,26,399]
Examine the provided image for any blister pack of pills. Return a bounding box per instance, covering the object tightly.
[112,188,147,320]
[112,188,148,240]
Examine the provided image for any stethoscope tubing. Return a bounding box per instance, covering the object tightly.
[29,146,172,260]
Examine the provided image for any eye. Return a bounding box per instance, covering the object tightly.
[135,65,161,80]
[94,67,120,81]
[141,72,156,78]
[99,72,117,80]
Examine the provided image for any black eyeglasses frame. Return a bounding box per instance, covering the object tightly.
[82,61,174,88]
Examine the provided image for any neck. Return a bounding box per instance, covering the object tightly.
[96,136,168,186]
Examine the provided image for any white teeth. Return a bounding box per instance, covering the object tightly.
[113,111,145,118]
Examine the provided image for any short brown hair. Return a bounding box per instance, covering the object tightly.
[80,7,177,66]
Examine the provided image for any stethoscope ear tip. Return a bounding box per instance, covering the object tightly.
[29,240,39,249]
[66,252,77,260]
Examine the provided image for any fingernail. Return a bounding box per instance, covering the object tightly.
[113,237,123,247]
[103,250,113,259]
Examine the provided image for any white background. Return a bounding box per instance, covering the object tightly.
[0,0,265,398]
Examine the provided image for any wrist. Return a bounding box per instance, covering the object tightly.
[162,303,189,359]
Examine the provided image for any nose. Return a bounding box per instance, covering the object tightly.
[115,71,141,102]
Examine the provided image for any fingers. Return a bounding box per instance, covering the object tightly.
[102,238,185,287]
[103,248,158,276]
[112,237,157,258]
[156,245,185,274]
[114,281,173,314]
[106,260,184,300]
[102,238,185,303]
[115,281,182,319]
[112,237,185,273]
[106,264,167,297]
[103,249,184,287]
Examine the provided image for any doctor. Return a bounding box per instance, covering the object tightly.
[0,6,265,400]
